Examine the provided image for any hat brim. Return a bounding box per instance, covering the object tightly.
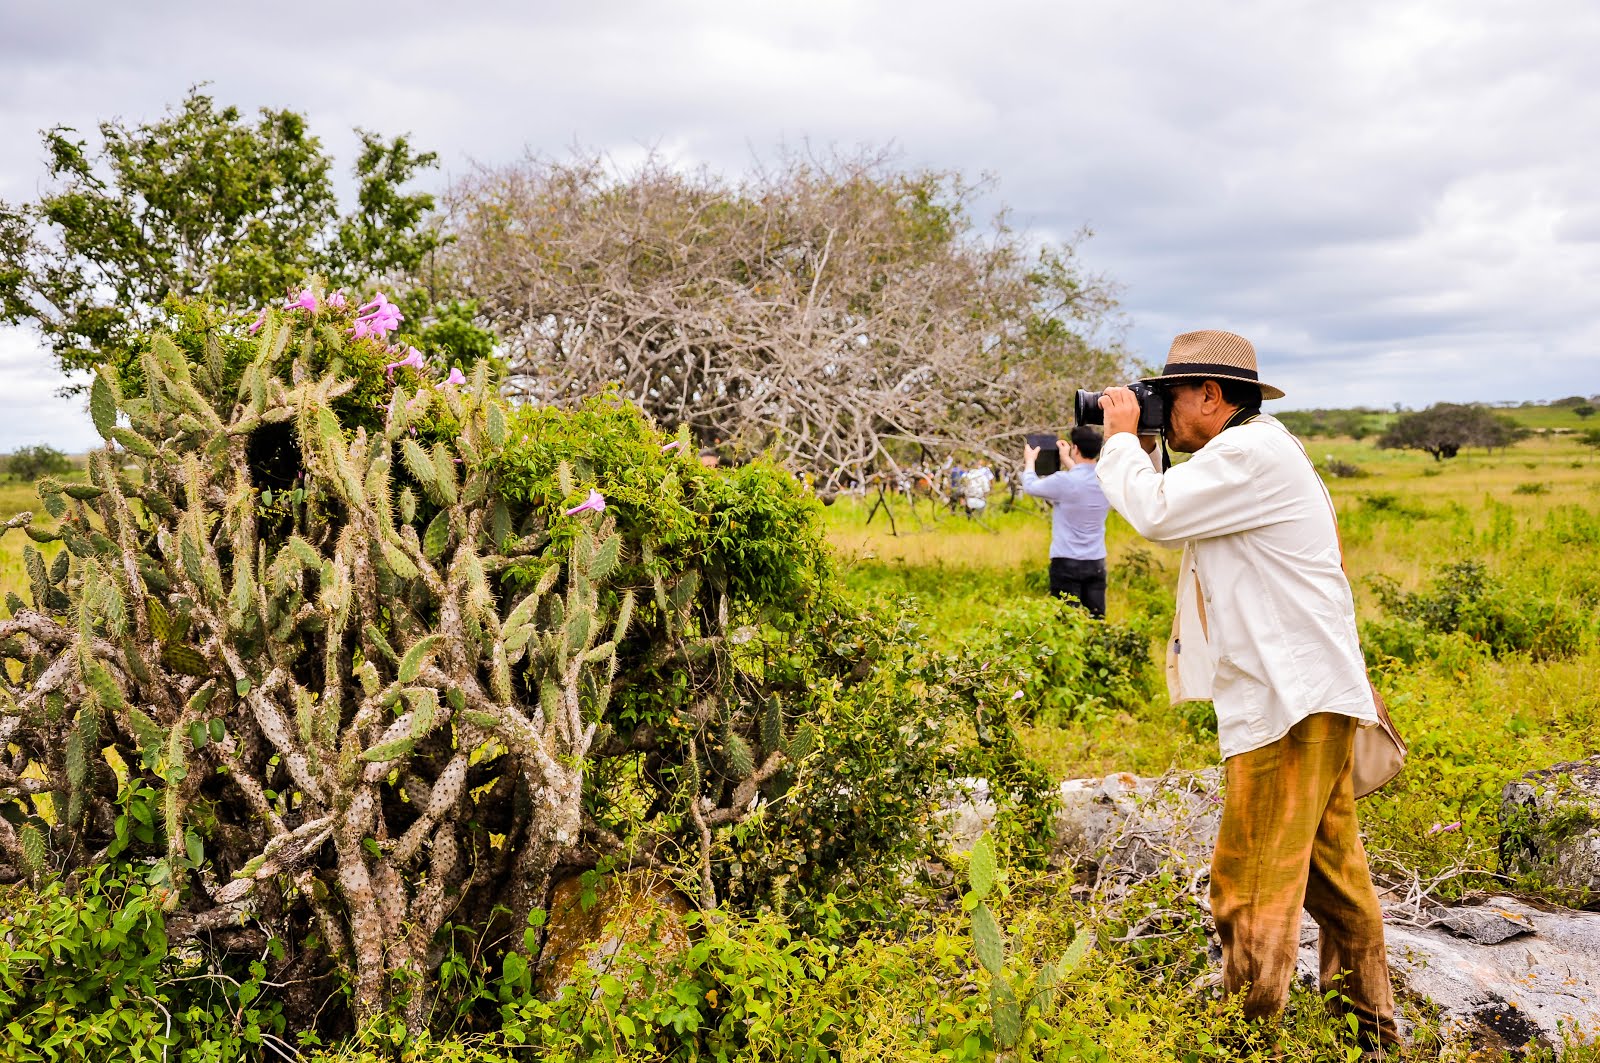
[1142,372,1285,402]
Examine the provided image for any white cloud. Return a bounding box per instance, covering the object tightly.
[1,0,1598,447]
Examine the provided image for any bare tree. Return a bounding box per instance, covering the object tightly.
[445,149,1132,486]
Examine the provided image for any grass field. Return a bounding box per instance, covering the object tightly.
[827,434,1600,896]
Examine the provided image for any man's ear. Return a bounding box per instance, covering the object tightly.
[1202,379,1227,410]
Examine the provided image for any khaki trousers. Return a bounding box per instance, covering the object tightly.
[1210,712,1399,1048]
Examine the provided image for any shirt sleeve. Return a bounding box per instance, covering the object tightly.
[1021,469,1066,501]
[1095,433,1285,543]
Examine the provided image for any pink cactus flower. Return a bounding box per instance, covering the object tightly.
[247,308,268,335]
[440,367,466,387]
[351,292,403,340]
[327,291,348,309]
[285,289,318,313]
[564,489,606,517]
[383,346,426,379]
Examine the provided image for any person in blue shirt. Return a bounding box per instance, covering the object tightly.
[1021,426,1111,618]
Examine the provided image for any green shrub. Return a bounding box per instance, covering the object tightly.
[1366,560,1587,662]
[0,866,283,1061]
[964,596,1155,723]
[2,444,72,481]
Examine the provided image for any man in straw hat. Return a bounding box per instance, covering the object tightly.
[1095,330,1398,1053]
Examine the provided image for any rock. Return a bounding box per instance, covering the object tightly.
[538,870,693,997]
[1298,897,1600,1053]
[939,777,998,854]
[1426,903,1537,945]
[1051,769,1223,880]
[941,769,1224,879]
[1501,756,1600,900]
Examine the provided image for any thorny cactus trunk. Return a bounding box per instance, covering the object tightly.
[0,315,655,1028]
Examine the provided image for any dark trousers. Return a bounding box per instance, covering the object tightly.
[1048,557,1107,619]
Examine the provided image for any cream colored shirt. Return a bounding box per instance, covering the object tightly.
[1095,415,1376,758]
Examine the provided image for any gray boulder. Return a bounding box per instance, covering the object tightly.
[1501,756,1600,900]
[1300,897,1600,1055]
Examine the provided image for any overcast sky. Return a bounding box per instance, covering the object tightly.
[3,0,1599,451]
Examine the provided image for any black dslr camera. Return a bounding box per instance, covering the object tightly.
[1074,382,1167,435]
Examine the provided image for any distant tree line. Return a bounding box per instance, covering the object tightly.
[1274,408,1384,439]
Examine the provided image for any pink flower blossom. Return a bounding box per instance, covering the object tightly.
[440,367,466,386]
[564,489,606,517]
[285,289,318,313]
[247,308,268,335]
[351,292,403,340]
[660,440,681,453]
[383,346,426,379]
[1427,821,1462,836]
[327,291,348,309]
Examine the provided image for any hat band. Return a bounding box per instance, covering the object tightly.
[1159,361,1259,381]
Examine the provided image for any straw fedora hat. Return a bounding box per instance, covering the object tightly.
[1142,330,1285,401]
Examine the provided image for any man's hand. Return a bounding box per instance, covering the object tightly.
[1100,386,1142,439]
[1023,443,1040,470]
[1057,438,1077,469]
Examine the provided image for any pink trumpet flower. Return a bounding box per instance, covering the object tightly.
[441,367,466,386]
[327,291,348,309]
[285,289,318,313]
[383,346,426,379]
[1427,821,1462,836]
[351,292,403,340]
[660,440,681,453]
[247,308,268,335]
[564,489,606,517]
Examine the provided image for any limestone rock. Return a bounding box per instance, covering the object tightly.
[1051,769,1223,879]
[1298,897,1600,1054]
[538,870,693,997]
[1501,756,1600,900]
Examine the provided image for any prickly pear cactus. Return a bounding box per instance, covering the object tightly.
[0,288,836,1033]
[966,832,1093,1058]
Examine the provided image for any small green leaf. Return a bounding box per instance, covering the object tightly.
[209,718,224,743]
[235,677,251,697]
[189,720,208,749]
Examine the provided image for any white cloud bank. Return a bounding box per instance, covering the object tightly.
[2,0,1598,449]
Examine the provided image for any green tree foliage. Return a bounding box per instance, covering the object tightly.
[2,444,72,480]
[1376,402,1529,460]
[0,89,441,380]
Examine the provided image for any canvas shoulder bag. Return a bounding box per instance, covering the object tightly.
[1265,421,1408,798]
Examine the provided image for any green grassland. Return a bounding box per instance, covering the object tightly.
[828,436,1599,878]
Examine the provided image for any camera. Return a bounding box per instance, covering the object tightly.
[1075,381,1167,435]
